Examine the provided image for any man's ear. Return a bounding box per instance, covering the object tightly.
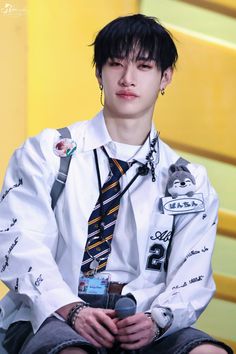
[160,67,173,89]
[95,67,102,85]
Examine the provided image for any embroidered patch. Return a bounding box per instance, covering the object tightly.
[1,179,23,203]
[184,246,209,262]
[146,243,167,271]
[0,218,17,233]
[172,275,204,290]
[53,138,77,157]
[15,278,19,292]
[1,236,19,272]
[35,274,43,287]
[146,214,174,272]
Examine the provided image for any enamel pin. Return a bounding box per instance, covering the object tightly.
[162,163,205,215]
[53,138,77,157]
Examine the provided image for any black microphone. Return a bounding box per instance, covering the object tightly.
[115,297,136,319]
[115,297,138,354]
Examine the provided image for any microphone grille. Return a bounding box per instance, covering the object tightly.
[115,297,136,319]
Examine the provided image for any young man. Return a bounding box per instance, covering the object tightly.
[0,14,233,354]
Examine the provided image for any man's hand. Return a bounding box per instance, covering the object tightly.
[116,312,156,350]
[73,307,118,348]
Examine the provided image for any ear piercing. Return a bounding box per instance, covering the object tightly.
[99,84,104,106]
[161,88,165,96]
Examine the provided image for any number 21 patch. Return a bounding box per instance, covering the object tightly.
[146,213,173,272]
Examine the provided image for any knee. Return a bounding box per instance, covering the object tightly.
[59,348,89,354]
[189,343,228,354]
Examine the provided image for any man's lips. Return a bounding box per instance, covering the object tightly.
[116,90,139,99]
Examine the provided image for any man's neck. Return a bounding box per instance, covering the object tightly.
[103,111,153,146]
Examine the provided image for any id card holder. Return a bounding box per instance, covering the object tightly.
[78,273,110,295]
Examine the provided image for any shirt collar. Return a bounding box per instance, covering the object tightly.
[82,110,112,151]
[82,111,159,166]
[132,124,159,165]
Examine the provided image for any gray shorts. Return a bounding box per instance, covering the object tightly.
[3,318,233,354]
[3,294,233,354]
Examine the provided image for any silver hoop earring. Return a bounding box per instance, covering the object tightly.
[99,84,104,106]
[161,88,165,96]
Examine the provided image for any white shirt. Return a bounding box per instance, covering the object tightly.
[103,142,142,283]
[0,111,218,337]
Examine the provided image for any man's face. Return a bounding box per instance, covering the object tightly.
[97,54,172,121]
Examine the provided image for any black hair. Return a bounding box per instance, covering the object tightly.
[93,14,178,75]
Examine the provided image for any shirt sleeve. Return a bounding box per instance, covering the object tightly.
[150,164,219,337]
[0,130,79,332]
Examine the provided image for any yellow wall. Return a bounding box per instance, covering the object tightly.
[214,0,236,8]
[0,0,139,182]
[27,0,138,135]
[0,0,27,183]
[156,30,236,163]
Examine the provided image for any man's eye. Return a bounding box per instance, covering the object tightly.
[109,61,122,67]
[139,63,153,70]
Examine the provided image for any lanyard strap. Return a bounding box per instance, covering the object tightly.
[93,148,149,222]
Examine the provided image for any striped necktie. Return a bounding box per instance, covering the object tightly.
[81,156,131,275]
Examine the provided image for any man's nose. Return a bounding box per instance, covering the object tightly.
[119,64,135,87]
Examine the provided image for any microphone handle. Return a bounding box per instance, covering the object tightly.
[115,297,139,354]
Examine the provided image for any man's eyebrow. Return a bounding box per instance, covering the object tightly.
[108,55,154,62]
[135,56,153,61]
[108,56,124,60]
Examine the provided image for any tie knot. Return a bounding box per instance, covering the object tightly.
[109,158,130,179]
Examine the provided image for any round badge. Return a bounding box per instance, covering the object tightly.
[53,138,77,157]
